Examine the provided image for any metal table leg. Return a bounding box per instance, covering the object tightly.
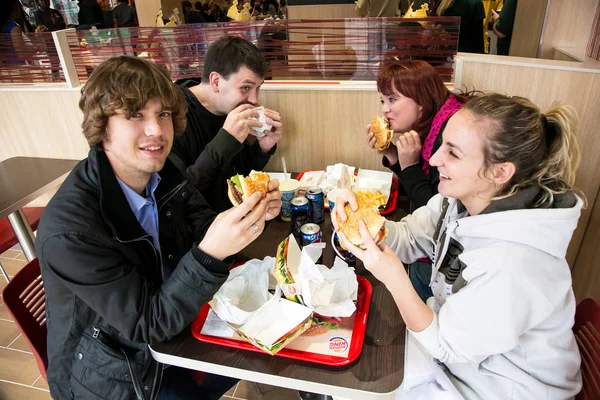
[7,208,36,261]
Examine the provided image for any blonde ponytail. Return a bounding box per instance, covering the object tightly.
[462,94,584,207]
[542,105,581,189]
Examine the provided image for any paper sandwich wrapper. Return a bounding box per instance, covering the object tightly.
[210,238,359,356]
[274,234,358,318]
[237,297,313,355]
[209,257,314,355]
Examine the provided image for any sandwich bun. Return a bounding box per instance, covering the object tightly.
[227,171,270,206]
[336,195,388,250]
[369,116,394,151]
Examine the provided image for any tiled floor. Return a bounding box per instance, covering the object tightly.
[0,247,300,400]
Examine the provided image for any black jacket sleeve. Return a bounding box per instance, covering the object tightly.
[38,232,230,345]
[236,139,277,175]
[172,128,276,193]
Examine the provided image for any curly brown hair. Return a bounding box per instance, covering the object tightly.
[79,56,187,148]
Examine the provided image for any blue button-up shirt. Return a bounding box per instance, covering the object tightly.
[116,173,162,255]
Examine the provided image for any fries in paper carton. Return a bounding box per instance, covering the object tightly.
[353,169,393,205]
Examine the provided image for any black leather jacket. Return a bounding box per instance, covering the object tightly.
[36,148,232,399]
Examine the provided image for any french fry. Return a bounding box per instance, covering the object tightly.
[354,190,387,207]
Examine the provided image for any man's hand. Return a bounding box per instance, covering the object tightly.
[396,130,422,170]
[331,189,358,231]
[258,108,282,153]
[366,123,398,165]
[265,179,282,221]
[222,104,263,143]
[198,192,267,260]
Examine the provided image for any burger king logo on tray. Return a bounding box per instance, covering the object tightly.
[283,284,297,295]
[328,337,348,353]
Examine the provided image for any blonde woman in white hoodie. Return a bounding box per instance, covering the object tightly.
[334,93,584,400]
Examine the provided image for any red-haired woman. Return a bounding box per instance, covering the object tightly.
[367,60,470,302]
[368,60,467,209]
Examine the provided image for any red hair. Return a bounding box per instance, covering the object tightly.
[377,60,451,138]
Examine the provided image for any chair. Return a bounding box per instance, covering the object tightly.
[0,207,45,282]
[2,258,48,381]
[574,298,600,400]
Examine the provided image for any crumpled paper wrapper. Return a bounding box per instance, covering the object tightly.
[297,242,358,318]
[210,257,275,327]
[249,106,272,138]
[320,163,355,193]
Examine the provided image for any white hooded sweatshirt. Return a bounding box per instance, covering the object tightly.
[386,188,583,400]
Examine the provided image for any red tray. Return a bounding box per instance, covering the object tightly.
[296,169,399,215]
[192,276,372,366]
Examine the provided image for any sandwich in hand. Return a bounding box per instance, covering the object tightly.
[227,170,270,206]
[336,195,388,250]
[369,116,394,151]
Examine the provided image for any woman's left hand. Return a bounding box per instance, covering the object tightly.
[338,220,405,286]
[396,130,422,170]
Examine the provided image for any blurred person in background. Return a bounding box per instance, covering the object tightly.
[34,0,66,31]
[183,0,206,23]
[1,0,36,64]
[113,0,137,27]
[482,0,502,53]
[436,0,485,53]
[78,0,104,29]
[492,0,516,56]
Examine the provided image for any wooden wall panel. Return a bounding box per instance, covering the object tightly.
[509,0,548,57]
[259,90,383,172]
[539,0,599,59]
[458,59,600,302]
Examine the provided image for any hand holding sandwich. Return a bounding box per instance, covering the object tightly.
[227,171,281,221]
[223,104,263,143]
[265,179,282,221]
[395,130,422,170]
[365,120,398,165]
[338,220,405,288]
[332,190,398,285]
[198,192,267,261]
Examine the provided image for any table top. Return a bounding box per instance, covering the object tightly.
[0,156,80,219]
[150,202,409,399]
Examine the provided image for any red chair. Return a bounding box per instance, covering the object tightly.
[574,298,600,400]
[0,207,45,282]
[1,258,48,381]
